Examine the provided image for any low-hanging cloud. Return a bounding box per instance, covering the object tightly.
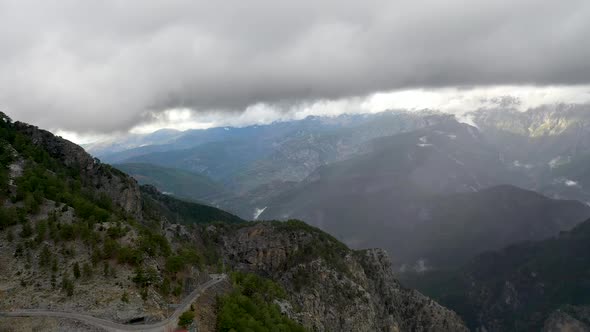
[1,0,590,133]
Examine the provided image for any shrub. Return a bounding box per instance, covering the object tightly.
[121,291,129,303]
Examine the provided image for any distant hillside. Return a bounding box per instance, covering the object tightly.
[114,163,230,204]
[405,185,590,268]
[470,104,590,202]
[406,218,590,331]
[102,111,452,193]
[261,120,590,269]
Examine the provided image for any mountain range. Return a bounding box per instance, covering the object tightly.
[9,103,590,331]
[0,111,468,331]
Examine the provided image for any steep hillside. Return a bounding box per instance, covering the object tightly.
[0,112,467,331]
[406,218,590,331]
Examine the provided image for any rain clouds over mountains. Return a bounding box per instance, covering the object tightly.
[93,105,590,270]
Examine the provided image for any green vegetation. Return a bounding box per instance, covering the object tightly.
[141,184,243,225]
[166,248,202,273]
[178,310,195,328]
[216,272,305,332]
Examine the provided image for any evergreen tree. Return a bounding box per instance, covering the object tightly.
[73,262,81,279]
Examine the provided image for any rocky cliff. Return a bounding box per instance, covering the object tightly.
[216,221,467,332]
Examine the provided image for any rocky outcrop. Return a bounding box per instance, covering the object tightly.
[13,122,142,218]
[218,222,467,332]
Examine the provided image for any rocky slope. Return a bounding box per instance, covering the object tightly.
[216,221,467,332]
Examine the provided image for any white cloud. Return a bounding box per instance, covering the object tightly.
[118,85,590,139]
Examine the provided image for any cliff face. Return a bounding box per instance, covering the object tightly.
[13,122,143,218]
[218,222,467,332]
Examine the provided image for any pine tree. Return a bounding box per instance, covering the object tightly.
[73,262,81,279]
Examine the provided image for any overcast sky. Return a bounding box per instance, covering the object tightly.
[1,0,590,142]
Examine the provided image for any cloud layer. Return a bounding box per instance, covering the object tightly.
[1,0,590,133]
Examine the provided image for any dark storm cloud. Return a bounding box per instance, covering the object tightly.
[1,0,589,132]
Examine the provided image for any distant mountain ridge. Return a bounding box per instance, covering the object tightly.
[96,111,453,188]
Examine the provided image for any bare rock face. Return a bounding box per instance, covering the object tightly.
[13,122,142,218]
[543,307,590,332]
[543,313,589,332]
[219,222,468,332]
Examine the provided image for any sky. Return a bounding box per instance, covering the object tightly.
[1,0,590,143]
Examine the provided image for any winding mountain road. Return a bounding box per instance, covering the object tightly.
[0,274,227,332]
